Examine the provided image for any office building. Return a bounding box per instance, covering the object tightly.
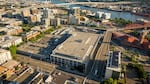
[68,15,80,25]
[28,15,37,23]
[22,9,31,17]
[30,8,39,15]
[50,31,100,73]
[22,30,40,41]
[42,8,54,19]
[72,7,80,16]
[36,13,42,22]
[105,51,121,79]
[0,49,12,65]
[0,26,23,35]
[0,35,22,48]
[104,13,111,19]
[95,12,111,19]
[95,11,104,18]
[0,18,22,26]
[50,18,60,26]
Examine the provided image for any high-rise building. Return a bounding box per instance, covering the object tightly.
[72,7,80,16]
[28,15,37,23]
[50,18,60,26]
[22,9,30,17]
[30,8,39,15]
[68,15,80,25]
[42,8,54,19]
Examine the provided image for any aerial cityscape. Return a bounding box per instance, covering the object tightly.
[0,0,150,84]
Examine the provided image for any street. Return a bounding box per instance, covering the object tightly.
[84,30,112,83]
[16,54,55,74]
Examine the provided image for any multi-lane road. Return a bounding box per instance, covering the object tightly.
[56,1,139,6]
[16,54,56,74]
[84,29,112,83]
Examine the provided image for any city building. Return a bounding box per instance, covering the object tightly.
[28,15,38,23]
[22,9,31,17]
[0,18,22,26]
[104,13,111,19]
[0,35,22,48]
[36,13,42,22]
[50,18,60,26]
[0,26,23,35]
[68,15,80,25]
[42,8,54,19]
[95,11,104,18]
[0,49,12,65]
[95,12,111,19]
[30,8,39,15]
[2,60,20,71]
[31,26,50,32]
[22,30,40,41]
[50,31,100,73]
[44,18,50,27]
[105,51,121,79]
[72,7,80,16]
[0,60,20,78]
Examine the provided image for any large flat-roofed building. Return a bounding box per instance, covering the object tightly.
[50,31,100,73]
[105,51,121,79]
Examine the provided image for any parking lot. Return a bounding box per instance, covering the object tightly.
[18,29,72,60]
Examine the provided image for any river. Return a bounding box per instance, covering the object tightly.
[38,0,150,22]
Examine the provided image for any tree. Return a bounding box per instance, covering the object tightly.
[15,66,19,70]
[103,78,114,84]
[9,45,17,59]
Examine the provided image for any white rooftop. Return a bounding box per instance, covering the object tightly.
[53,31,99,60]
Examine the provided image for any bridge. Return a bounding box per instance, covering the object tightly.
[55,1,139,6]
[83,29,113,83]
[117,22,150,31]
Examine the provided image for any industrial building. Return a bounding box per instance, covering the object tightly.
[50,31,100,73]
[105,51,121,79]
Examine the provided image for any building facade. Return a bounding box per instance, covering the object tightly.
[105,51,121,79]
[0,36,22,48]
[50,31,100,73]
[0,49,12,65]
[22,30,40,41]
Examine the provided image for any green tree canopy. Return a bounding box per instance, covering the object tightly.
[9,45,17,59]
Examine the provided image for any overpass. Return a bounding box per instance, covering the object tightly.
[55,1,139,6]
[117,22,150,31]
[83,29,113,83]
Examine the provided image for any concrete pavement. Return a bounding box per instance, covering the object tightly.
[84,30,112,83]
